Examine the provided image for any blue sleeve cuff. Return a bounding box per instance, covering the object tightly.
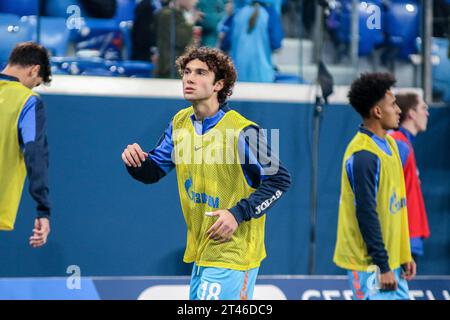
[229,205,249,225]
[37,210,50,219]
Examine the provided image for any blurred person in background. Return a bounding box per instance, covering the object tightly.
[154,0,203,78]
[221,0,284,83]
[196,0,227,48]
[131,0,162,62]
[390,93,431,266]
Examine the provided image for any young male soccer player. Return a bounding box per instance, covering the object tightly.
[0,42,52,247]
[390,93,430,265]
[333,72,416,300]
[122,47,291,300]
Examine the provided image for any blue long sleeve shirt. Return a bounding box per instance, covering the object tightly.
[127,103,291,224]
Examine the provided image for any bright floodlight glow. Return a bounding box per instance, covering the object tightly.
[406,4,415,12]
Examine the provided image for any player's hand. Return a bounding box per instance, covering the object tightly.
[206,210,238,243]
[401,260,417,281]
[122,143,148,168]
[379,270,398,291]
[29,217,50,248]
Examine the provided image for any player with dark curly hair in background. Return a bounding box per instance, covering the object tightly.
[333,72,416,300]
[121,46,291,300]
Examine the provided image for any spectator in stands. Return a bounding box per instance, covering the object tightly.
[389,93,431,266]
[131,0,162,62]
[197,0,226,47]
[221,0,284,83]
[233,0,250,11]
[154,0,203,78]
[433,0,450,38]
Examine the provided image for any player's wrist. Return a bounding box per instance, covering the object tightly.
[228,206,246,224]
[37,210,50,220]
[378,262,391,274]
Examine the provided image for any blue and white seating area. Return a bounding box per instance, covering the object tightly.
[0,0,153,78]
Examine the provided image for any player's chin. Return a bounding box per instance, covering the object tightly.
[183,93,196,101]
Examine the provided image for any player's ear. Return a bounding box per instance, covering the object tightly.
[407,108,417,121]
[372,104,382,119]
[213,79,224,93]
[30,64,40,78]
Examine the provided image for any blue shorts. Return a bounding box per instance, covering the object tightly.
[410,237,424,256]
[189,263,259,300]
[348,267,409,300]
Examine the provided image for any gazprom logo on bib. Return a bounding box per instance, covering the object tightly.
[184,177,219,209]
[389,191,406,214]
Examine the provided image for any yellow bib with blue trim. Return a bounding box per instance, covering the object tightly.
[333,132,411,271]
[172,106,266,270]
[0,80,37,230]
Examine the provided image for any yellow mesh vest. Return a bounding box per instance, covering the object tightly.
[333,132,412,271]
[172,106,266,270]
[0,80,36,230]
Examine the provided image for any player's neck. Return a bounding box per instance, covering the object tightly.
[363,119,387,139]
[401,121,418,136]
[2,66,23,82]
[192,99,220,121]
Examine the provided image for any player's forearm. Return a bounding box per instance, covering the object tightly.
[24,141,51,218]
[126,157,166,184]
[356,207,390,273]
[229,164,291,223]
[351,150,390,272]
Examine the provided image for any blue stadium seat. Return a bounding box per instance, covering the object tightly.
[50,57,153,77]
[384,0,421,59]
[51,56,118,76]
[107,60,154,78]
[327,0,384,56]
[114,0,136,21]
[20,16,71,57]
[50,56,110,75]
[0,0,38,16]
[39,17,71,56]
[119,20,133,60]
[44,0,82,17]
[274,73,306,84]
[72,18,123,60]
[0,14,34,62]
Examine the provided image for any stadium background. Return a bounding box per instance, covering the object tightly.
[0,0,449,299]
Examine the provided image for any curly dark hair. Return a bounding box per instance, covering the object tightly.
[348,72,396,118]
[8,42,52,84]
[176,46,237,104]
